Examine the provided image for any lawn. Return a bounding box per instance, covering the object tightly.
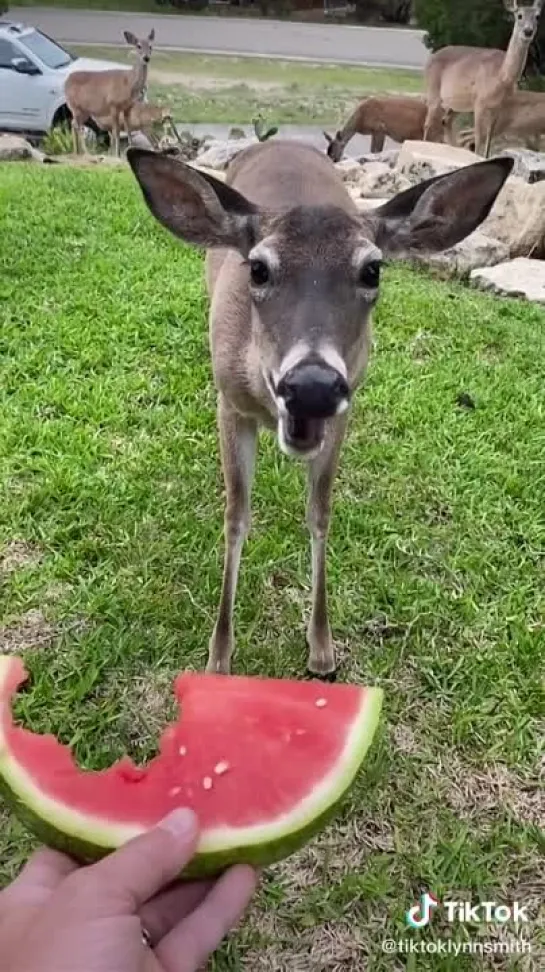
[0,162,543,970]
[67,46,423,125]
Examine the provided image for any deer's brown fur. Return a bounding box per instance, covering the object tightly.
[324,95,442,162]
[127,140,512,676]
[424,1,543,157]
[64,29,155,156]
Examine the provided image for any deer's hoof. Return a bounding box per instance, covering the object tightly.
[306,668,337,683]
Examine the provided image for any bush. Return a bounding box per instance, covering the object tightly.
[414,0,545,77]
[355,0,412,25]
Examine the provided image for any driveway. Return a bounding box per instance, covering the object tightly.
[11,7,428,69]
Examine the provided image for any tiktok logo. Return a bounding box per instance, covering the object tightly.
[405,892,439,928]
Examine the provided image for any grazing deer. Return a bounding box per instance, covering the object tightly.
[65,29,155,157]
[424,1,543,157]
[127,141,512,677]
[459,87,545,151]
[91,101,177,149]
[323,95,442,162]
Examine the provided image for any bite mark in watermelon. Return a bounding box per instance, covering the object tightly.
[0,656,382,878]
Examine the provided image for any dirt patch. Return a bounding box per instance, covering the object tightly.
[150,69,285,93]
[0,609,56,653]
[428,754,544,829]
[0,541,42,575]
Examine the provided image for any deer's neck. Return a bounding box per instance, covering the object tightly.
[338,108,361,147]
[501,32,531,86]
[131,59,149,100]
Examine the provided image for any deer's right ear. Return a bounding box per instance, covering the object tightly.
[123,30,139,46]
[323,132,333,144]
[127,149,259,252]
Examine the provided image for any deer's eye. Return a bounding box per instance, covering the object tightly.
[250,259,270,286]
[358,260,381,289]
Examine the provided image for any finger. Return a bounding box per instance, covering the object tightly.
[139,879,213,945]
[156,865,258,972]
[0,848,77,909]
[59,808,199,917]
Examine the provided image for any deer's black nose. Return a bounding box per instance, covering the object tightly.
[277,363,349,420]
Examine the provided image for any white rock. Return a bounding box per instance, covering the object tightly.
[470,258,545,303]
[397,139,481,179]
[480,176,545,258]
[410,232,510,279]
[335,158,363,182]
[498,147,545,184]
[195,137,257,170]
[0,134,34,161]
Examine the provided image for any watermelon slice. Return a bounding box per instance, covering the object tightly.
[0,655,382,878]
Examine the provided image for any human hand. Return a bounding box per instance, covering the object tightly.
[1,808,257,972]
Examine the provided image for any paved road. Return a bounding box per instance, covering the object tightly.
[11,6,428,69]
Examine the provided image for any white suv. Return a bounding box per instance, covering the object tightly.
[0,20,128,139]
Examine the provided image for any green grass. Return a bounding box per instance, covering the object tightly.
[68,46,423,125]
[0,163,544,971]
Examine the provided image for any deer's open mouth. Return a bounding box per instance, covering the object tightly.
[279,415,326,459]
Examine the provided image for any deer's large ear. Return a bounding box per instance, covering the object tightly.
[127,149,259,252]
[373,157,513,256]
[123,30,138,46]
[323,131,333,144]
[148,28,155,41]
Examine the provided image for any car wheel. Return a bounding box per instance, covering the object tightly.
[52,106,111,152]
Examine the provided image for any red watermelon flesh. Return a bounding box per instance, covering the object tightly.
[0,656,383,877]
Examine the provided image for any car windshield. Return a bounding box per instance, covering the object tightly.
[22,29,73,69]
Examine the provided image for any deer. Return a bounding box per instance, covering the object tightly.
[64,29,155,157]
[91,101,179,150]
[127,141,512,678]
[323,95,443,162]
[423,1,543,158]
[458,87,545,151]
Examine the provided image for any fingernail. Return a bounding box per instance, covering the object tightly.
[158,807,198,838]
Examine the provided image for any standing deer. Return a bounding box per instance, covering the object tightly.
[458,87,545,151]
[424,1,543,157]
[127,141,512,677]
[323,95,442,162]
[65,29,155,157]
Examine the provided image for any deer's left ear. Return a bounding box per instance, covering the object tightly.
[372,157,513,256]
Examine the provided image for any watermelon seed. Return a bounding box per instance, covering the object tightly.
[214,760,230,775]
[169,786,182,797]
[203,776,213,790]
[178,745,187,756]
[315,698,327,708]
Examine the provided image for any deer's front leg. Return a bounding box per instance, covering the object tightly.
[306,417,347,678]
[207,397,257,675]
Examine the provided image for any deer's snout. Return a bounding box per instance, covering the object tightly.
[277,363,349,420]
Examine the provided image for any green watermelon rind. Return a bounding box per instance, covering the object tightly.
[0,657,383,878]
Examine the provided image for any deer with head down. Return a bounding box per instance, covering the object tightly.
[323,95,443,163]
[65,28,155,157]
[424,1,543,157]
[127,141,512,677]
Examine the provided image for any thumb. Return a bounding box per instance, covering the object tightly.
[67,808,200,916]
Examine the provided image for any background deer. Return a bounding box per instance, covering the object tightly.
[91,101,178,149]
[458,87,545,151]
[323,95,443,162]
[65,29,155,157]
[127,141,511,677]
[423,1,543,157]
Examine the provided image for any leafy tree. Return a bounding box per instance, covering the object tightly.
[354,1,412,25]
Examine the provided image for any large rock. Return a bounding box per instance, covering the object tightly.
[352,160,411,198]
[480,176,545,258]
[397,140,481,180]
[410,232,510,280]
[0,134,34,161]
[498,148,545,184]
[470,258,545,303]
[356,148,400,168]
[195,137,257,171]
